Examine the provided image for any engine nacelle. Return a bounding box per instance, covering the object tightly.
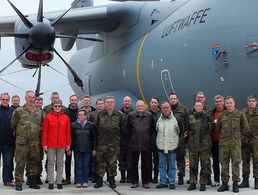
[14,19,54,68]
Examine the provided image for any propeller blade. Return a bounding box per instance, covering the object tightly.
[37,0,43,22]
[56,34,103,42]
[50,0,81,27]
[7,0,33,29]
[35,50,42,97]
[52,47,84,91]
[0,33,29,38]
[0,44,32,74]
[43,64,66,76]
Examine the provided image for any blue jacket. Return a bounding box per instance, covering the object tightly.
[0,105,14,145]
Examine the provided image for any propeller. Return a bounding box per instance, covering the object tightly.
[0,0,100,95]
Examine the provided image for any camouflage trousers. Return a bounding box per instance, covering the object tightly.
[220,144,241,183]
[176,139,186,177]
[119,148,131,171]
[15,143,40,185]
[241,142,258,178]
[96,144,119,177]
[189,149,210,184]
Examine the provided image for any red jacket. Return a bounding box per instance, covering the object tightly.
[42,111,71,148]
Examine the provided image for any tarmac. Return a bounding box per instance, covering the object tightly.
[0,156,257,195]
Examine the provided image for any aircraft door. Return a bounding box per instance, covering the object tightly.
[161,69,175,99]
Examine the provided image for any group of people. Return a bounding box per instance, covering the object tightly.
[0,90,257,194]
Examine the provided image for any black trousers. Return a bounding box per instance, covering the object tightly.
[131,151,152,185]
[211,141,220,182]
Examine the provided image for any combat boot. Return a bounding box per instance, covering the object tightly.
[119,171,126,183]
[200,184,206,191]
[238,177,249,188]
[109,176,116,189]
[255,178,258,189]
[28,176,40,189]
[233,181,239,193]
[187,183,196,191]
[94,176,103,188]
[217,182,229,192]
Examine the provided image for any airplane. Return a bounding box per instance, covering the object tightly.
[0,0,258,108]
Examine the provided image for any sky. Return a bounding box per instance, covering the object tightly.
[0,0,118,105]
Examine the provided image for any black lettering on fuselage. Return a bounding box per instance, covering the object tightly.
[161,8,211,39]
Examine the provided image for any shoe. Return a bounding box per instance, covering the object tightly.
[156,183,168,188]
[15,185,22,191]
[62,179,71,185]
[211,181,220,187]
[75,183,81,188]
[200,184,206,191]
[238,177,249,188]
[217,182,229,192]
[169,184,176,189]
[109,176,116,189]
[178,176,184,185]
[4,181,14,187]
[143,183,150,188]
[255,178,258,189]
[82,183,88,188]
[45,179,49,184]
[57,184,63,189]
[119,171,126,183]
[187,183,196,191]
[187,179,190,184]
[152,177,158,183]
[48,184,54,190]
[131,183,139,188]
[233,181,239,193]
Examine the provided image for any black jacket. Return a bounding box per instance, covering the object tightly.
[71,120,96,152]
[64,105,79,123]
[127,111,154,151]
[0,105,14,145]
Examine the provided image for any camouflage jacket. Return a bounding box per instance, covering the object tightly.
[188,111,212,151]
[11,104,43,146]
[217,109,249,146]
[243,107,258,144]
[119,107,134,148]
[171,103,190,136]
[96,109,124,147]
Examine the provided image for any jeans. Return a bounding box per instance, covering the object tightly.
[0,144,13,184]
[74,151,91,184]
[158,150,176,184]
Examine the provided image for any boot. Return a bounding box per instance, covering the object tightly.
[200,184,206,191]
[238,177,249,188]
[187,183,196,191]
[217,182,229,192]
[28,176,40,189]
[109,176,116,189]
[178,176,184,185]
[94,176,103,188]
[255,178,258,189]
[233,181,239,193]
[119,171,126,183]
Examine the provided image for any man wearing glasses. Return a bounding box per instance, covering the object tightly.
[0,92,14,187]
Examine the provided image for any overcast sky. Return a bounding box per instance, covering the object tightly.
[0,0,120,105]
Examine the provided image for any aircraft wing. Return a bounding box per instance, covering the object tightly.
[0,2,145,35]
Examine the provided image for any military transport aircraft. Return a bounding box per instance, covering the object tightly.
[0,0,258,107]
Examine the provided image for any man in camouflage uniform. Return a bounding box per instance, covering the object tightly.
[88,98,105,183]
[119,96,134,183]
[11,90,43,191]
[147,97,161,183]
[94,96,124,189]
[217,96,249,193]
[187,100,212,191]
[43,91,65,114]
[238,95,258,189]
[169,93,189,185]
